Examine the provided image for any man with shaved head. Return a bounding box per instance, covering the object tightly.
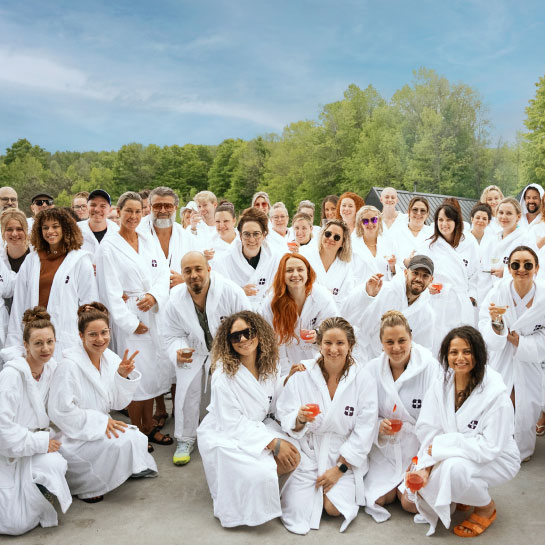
[163,251,252,466]
[0,186,18,211]
[380,186,407,235]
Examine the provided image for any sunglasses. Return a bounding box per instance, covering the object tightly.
[362,216,378,225]
[152,203,176,212]
[509,262,535,271]
[228,327,257,344]
[34,199,53,206]
[324,231,342,241]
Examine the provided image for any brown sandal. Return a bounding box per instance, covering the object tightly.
[453,510,496,537]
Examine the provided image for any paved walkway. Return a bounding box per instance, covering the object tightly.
[11,415,545,545]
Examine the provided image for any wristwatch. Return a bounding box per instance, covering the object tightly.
[337,462,348,473]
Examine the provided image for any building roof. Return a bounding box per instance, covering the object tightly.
[365,187,479,223]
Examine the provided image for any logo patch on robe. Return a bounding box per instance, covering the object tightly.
[151,259,157,267]
[503,256,509,265]
[219,316,226,322]
[65,275,70,284]
[463,259,468,267]
[533,324,543,332]
[412,399,422,409]
[467,420,478,429]
[344,406,354,416]
[268,395,272,405]
[0,274,3,282]
[333,288,339,295]
[258,278,266,286]
[310,317,317,327]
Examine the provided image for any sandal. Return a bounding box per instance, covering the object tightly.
[456,504,472,512]
[81,495,104,504]
[147,426,173,446]
[148,443,155,453]
[152,412,168,429]
[453,510,496,537]
[536,424,545,436]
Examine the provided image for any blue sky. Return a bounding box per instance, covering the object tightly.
[0,0,544,153]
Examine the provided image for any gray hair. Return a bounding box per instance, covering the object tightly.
[269,201,289,218]
[149,186,180,208]
[117,191,142,210]
[297,200,315,212]
[251,191,270,207]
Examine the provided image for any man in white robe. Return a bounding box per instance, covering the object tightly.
[519,183,544,231]
[163,252,251,465]
[342,255,437,359]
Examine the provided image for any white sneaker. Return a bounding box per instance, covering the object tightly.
[173,440,195,466]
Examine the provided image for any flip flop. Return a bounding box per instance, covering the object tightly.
[147,426,174,446]
[536,424,545,436]
[453,510,496,537]
[81,495,104,504]
[152,412,168,429]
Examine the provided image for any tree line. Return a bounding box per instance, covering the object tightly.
[1,68,543,215]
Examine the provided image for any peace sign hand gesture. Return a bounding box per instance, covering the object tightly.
[117,349,139,378]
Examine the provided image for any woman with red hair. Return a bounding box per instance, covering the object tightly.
[336,192,365,234]
[259,253,338,375]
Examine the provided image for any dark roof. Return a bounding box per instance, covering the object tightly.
[365,187,479,223]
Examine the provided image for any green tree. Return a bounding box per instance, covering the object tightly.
[522,74,545,185]
[207,139,245,198]
[4,138,49,169]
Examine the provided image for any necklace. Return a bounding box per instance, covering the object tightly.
[31,370,42,381]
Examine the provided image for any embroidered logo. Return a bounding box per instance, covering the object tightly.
[503,256,509,265]
[463,259,468,267]
[0,274,3,282]
[533,324,544,332]
[310,317,317,327]
[65,275,70,284]
[268,395,273,405]
[412,399,422,409]
[468,420,478,430]
[333,288,339,295]
[344,406,354,416]
[258,278,266,286]
[151,259,157,267]
[219,316,226,322]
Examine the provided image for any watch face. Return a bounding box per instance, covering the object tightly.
[338,463,348,473]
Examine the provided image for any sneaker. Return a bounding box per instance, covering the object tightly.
[130,468,158,479]
[173,440,195,466]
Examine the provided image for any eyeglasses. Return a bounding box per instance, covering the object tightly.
[362,216,378,225]
[241,231,263,240]
[0,197,17,203]
[509,262,535,271]
[151,203,176,212]
[33,199,53,206]
[85,328,111,339]
[228,327,257,344]
[324,231,341,241]
[72,205,87,210]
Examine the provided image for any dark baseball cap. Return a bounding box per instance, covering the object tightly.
[88,189,111,205]
[31,192,54,203]
[407,254,434,275]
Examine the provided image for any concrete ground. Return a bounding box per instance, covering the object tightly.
[10,410,545,545]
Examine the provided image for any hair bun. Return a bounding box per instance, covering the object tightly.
[380,309,404,322]
[77,302,109,318]
[22,306,51,324]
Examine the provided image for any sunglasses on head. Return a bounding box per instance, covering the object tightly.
[324,231,341,241]
[228,327,257,344]
[362,216,378,225]
[509,261,534,271]
[34,199,53,206]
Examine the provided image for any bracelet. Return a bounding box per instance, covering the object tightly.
[273,439,281,457]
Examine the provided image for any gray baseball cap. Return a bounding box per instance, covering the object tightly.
[407,254,434,275]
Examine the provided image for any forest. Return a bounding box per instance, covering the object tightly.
[1,68,544,214]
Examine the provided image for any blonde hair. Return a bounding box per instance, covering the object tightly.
[497,197,521,216]
[1,208,29,242]
[194,190,217,205]
[480,185,504,213]
[379,310,411,340]
[316,317,355,382]
[318,219,352,262]
[355,205,383,238]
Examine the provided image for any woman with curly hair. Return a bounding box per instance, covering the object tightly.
[409,326,519,537]
[259,253,337,375]
[6,208,97,357]
[300,219,354,305]
[197,310,300,528]
[276,317,378,534]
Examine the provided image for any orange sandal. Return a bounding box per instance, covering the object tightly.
[453,510,496,537]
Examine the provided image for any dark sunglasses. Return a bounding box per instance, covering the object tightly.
[509,262,534,271]
[33,199,53,206]
[228,327,257,344]
[324,231,341,241]
[362,216,378,225]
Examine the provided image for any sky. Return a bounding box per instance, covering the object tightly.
[0,0,544,153]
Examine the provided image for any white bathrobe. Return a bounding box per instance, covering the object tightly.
[0,356,71,535]
[137,215,195,274]
[6,250,98,358]
[48,344,157,499]
[363,344,442,522]
[413,368,520,536]
[300,244,355,306]
[0,251,15,349]
[197,364,288,528]
[208,232,239,268]
[391,223,433,271]
[259,284,339,375]
[79,219,119,262]
[531,221,545,281]
[214,238,283,309]
[342,274,437,359]
[351,234,396,285]
[96,232,170,400]
[163,272,251,441]
[478,278,545,459]
[519,183,545,231]
[417,237,478,341]
[276,358,378,535]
